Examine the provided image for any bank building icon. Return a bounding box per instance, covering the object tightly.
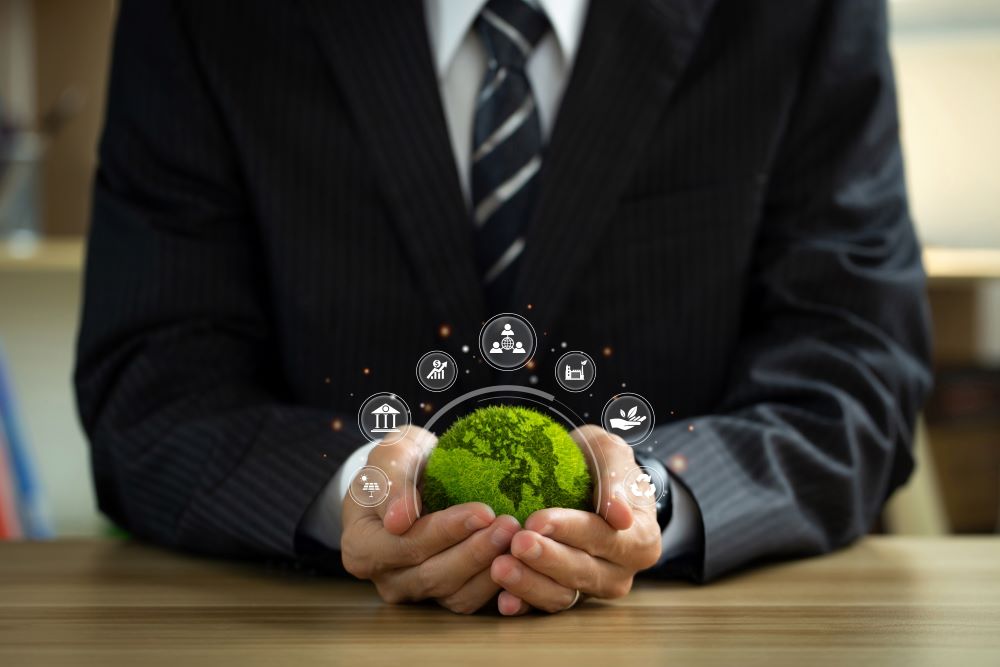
[370,403,401,433]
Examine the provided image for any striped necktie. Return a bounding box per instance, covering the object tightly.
[472,0,550,310]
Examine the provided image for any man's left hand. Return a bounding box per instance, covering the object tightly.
[490,425,663,614]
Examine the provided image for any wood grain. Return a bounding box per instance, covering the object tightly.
[1,538,998,666]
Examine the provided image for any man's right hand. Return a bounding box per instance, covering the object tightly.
[340,426,520,614]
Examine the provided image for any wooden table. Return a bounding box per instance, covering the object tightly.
[1,538,998,666]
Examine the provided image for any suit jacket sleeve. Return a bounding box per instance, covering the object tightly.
[653,0,932,581]
[74,0,352,560]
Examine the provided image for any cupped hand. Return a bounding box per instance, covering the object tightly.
[341,426,521,614]
[490,424,662,614]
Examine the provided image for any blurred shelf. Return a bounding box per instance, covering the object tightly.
[0,238,84,272]
[2,239,999,282]
[925,247,1000,283]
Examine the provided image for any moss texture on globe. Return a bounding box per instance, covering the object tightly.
[422,405,592,523]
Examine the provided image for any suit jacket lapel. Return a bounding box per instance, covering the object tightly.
[512,0,719,357]
[299,0,488,344]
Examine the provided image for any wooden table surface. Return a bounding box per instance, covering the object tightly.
[1,537,998,666]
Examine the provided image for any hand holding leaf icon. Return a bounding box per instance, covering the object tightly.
[609,404,647,431]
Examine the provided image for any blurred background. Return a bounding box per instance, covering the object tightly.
[0,0,997,539]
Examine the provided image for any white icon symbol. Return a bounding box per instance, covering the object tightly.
[480,313,536,371]
[349,465,392,506]
[609,405,647,432]
[630,473,656,498]
[555,351,596,392]
[426,359,448,380]
[416,351,458,391]
[371,403,401,433]
[565,359,588,381]
[490,322,527,355]
[360,475,381,499]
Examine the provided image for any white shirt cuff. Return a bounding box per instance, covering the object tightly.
[301,440,379,550]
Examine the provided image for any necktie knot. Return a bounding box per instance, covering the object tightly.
[476,0,550,70]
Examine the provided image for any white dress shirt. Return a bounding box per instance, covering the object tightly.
[302,0,699,569]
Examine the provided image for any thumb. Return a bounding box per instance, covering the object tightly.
[370,426,436,535]
[570,425,636,531]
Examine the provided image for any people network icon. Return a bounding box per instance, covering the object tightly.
[490,322,527,356]
[478,313,537,371]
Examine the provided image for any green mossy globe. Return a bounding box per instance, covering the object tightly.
[422,405,592,523]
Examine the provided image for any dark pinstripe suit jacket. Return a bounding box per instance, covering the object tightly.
[75,0,932,581]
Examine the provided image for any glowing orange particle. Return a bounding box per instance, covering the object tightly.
[526,303,533,310]
[669,454,688,473]
[602,346,613,358]
[438,324,452,339]
[526,359,536,370]
[331,418,343,431]
[362,367,371,376]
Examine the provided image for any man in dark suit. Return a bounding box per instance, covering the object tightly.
[75,0,931,615]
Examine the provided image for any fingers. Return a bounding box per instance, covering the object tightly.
[399,501,498,557]
[436,570,500,615]
[497,591,532,616]
[383,515,520,602]
[342,502,496,577]
[491,554,579,614]
[509,530,631,599]
[569,425,638,522]
[368,427,437,535]
[523,507,660,571]
[523,508,619,560]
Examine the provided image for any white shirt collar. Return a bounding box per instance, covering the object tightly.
[424,0,589,77]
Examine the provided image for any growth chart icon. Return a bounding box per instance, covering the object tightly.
[416,350,458,391]
[426,360,447,380]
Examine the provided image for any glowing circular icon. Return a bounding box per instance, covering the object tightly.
[554,351,596,392]
[479,313,536,371]
[601,393,655,446]
[621,465,665,509]
[416,350,458,392]
[358,392,411,445]
[348,465,391,508]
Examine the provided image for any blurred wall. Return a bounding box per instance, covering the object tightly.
[0,265,99,535]
[0,0,36,123]
[891,2,1000,368]
[1,0,111,535]
[895,32,1000,249]
[33,0,115,236]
